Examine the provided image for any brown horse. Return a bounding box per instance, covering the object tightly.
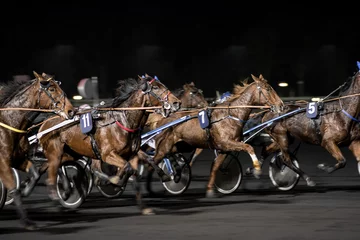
[142,74,284,197]
[91,81,208,188]
[0,71,74,230]
[37,75,180,214]
[145,81,208,130]
[260,70,360,187]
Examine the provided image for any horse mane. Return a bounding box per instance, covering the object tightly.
[0,78,34,107]
[226,77,252,102]
[111,78,141,107]
[339,71,359,95]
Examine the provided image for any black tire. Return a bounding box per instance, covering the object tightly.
[211,152,243,194]
[160,154,192,195]
[56,161,88,209]
[0,178,6,211]
[5,168,21,205]
[96,182,125,199]
[268,151,300,191]
[76,158,94,196]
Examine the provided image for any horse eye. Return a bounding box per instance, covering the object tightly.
[152,85,159,90]
[49,87,56,92]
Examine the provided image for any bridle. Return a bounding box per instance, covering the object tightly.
[143,78,173,111]
[36,79,67,115]
[255,82,283,112]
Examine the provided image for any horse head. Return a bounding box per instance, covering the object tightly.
[179,82,208,109]
[251,74,284,113]
[33,71,74,119]
[139,74,181,117]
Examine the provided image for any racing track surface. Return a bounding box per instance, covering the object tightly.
[1,143,360,240]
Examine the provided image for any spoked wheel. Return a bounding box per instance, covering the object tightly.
[0,178,6,210]
[159,153,192,195]
[5,168,20,205]
[76,158,94,196]
[96,162,124,198]
[56,161,89,209]
[269,151,300,191]
[212,151,243,194]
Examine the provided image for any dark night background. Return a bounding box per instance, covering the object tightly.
[1,3,359,99]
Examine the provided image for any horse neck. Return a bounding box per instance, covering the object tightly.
[115,91,150,130]
[227,86,258,119]
[340,76,360,116]
[0,85,38,129]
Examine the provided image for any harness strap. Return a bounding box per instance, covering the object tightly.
[115,120,140,133]
[0,122,27,133]
[88,133,102,160]
[342,109,360,123]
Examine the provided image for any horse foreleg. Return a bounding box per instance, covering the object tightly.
[349,140,360,175]
[0,159,37,230]
[19,160,41,197]
[245,141,279,175]
[103,152,133,187]
[189,148,203,167]
[221,140,262,178]
[206,153,227,198]
[43,141,64,200]
[318,140,346,173]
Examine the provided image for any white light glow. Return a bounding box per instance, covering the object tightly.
[278,82,288,87]
[73,95,83,100]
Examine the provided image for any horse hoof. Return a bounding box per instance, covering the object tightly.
[174,174,181,183]
[205,189,217,198]
[306,178,316,187]
[245,167,253,176]
[142,208,155,215]
[253,169,262,179]
[23,219,38,231]
[109,176,120,185]
[160,174,171,182]
[317,163,326,170]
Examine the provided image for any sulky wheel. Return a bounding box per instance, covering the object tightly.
[5,168,21,206]
[96,182,125,199]
[212,151,243,194]
[268,151,300,191]
[160,153,192,195]
[76,158,94,196]
[96,161,124,198]
[56,161,89,209]
[0,177,6,211]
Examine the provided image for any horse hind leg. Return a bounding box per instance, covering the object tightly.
[268,135,315,187]
[0,161,37,230]
[318,140,346,173]
[279,151,316,187]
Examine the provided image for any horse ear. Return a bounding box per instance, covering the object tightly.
[189,82,195,86]
[42,73,46,77]
[33,71,41,79]
[251,74,258,81]
[145,73,150,78]
[259,74,264,80]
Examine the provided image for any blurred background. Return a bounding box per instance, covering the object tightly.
[1,3,359,104]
